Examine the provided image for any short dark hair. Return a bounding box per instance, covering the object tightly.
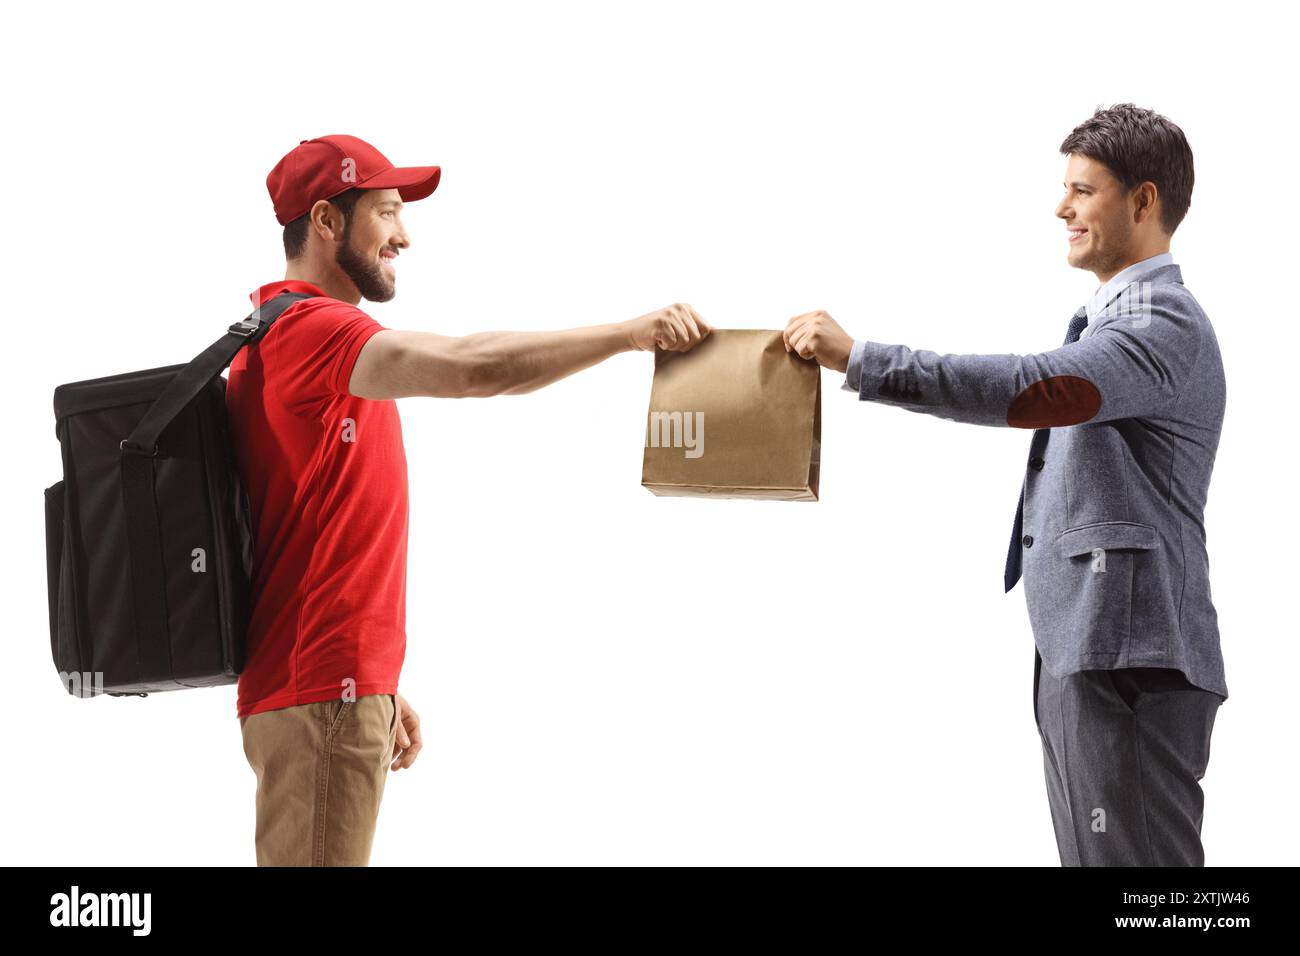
[1059,103,1194,234]
[282,187,366,260]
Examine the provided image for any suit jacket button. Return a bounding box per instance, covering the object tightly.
[1029,457,1045,471]
[1022,534,1034,548]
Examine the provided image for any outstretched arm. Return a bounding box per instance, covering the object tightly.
[349,303,710,399]
[784,299,1204,428]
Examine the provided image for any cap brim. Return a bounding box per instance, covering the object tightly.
[359,165,441,202]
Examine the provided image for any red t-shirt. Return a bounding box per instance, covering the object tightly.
[226,279,408,718]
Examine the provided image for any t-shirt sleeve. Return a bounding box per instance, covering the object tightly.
[265,301,387,416]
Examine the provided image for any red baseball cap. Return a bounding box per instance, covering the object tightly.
[266,134,441,225]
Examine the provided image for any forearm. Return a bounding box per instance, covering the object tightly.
[463,322,635,396]
[849,340,1033,427]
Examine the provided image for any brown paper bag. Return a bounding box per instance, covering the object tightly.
[641,329,821,500]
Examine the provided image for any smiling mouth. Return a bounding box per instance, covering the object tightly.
[1068,228,1089,244]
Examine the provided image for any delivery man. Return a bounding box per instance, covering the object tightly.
[230,133,711,866]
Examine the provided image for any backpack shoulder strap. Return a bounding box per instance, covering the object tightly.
[121,291,315,456]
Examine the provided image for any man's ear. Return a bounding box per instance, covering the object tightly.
[309,198,345,243]
[1132,181,1160,225]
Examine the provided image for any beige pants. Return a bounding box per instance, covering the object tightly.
[240,693,398,866]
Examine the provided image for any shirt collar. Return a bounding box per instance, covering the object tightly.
[1084,252,1174,322]
[248,278,328,308]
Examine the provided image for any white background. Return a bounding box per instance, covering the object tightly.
[3,0,1295,866]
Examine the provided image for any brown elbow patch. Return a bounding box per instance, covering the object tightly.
[1006,375,1101,427]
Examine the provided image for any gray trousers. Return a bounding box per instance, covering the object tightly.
[1033,648,1223,866]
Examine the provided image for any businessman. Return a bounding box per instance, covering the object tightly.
[230,134,711,865]
[784,104,1227,866]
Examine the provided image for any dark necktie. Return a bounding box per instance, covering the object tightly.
[1002,306,1089,592]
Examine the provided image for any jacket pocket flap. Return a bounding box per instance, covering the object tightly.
[1056,520,1158,557]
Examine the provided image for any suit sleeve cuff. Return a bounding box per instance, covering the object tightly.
[841,339,866,393]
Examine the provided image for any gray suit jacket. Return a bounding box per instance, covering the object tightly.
[845,263,1228,699]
